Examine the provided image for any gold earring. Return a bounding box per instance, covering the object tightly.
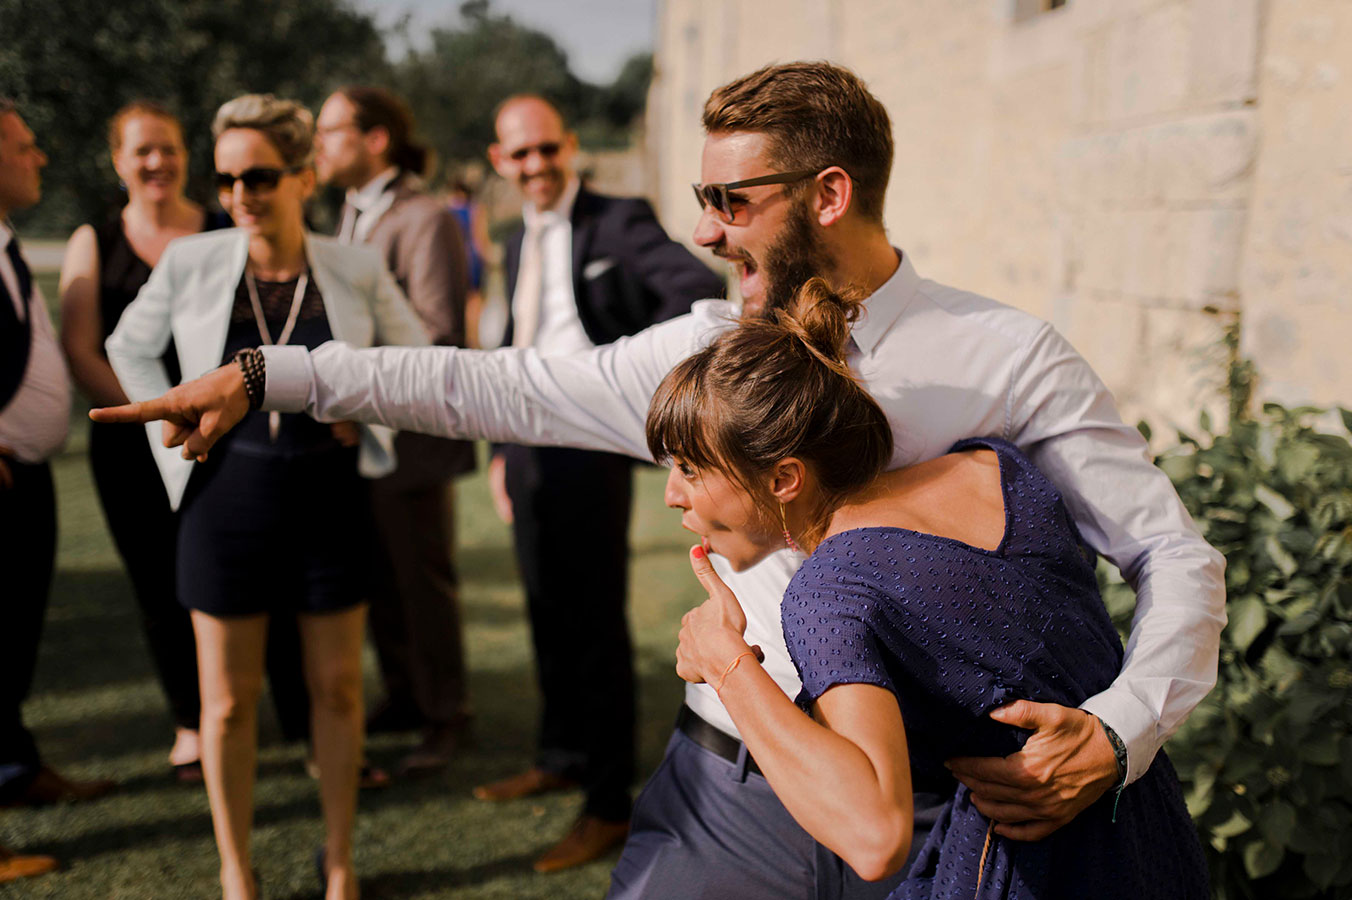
[780,502,802,553]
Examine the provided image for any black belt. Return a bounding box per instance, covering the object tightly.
[676,704,762,776]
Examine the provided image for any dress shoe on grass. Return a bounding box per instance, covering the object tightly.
[533,815,629,873]
[472,767,578,802]
[0,766,113,808]
[0,844,60,883]
[397,723,470,777]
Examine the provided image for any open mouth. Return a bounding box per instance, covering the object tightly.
[681,522,713,554]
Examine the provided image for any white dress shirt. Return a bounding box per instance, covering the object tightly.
[340,166,400,244]
[0,221,70,462]
[514,178,593,357]
[261,250,1227,784]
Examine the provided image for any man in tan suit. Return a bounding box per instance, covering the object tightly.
[315,86,476,775]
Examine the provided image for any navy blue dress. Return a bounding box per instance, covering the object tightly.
[176,273,373,617]
[784,438,1207,900]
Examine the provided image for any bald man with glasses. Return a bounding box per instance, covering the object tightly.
[474,94,724,872]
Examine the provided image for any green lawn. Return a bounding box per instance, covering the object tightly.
[4,276,703,898]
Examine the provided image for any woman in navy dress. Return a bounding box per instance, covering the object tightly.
[644,278,1208,899]
[58,101,318,783]
[106,94,428,900]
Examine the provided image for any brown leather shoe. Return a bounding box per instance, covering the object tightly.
[0,843,60,883]
[0,766,114,808]
[398,723,467,777]
[532,815,629,873]
[472,767,578,802]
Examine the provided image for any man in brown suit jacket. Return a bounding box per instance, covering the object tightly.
[315,86,476,774]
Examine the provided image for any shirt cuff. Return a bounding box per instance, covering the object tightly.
[258,345,313,413]
[1080,688,1160,786]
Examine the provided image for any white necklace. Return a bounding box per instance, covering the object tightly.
[244,268,309,442]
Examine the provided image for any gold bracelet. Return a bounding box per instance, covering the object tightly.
[713,650,758,694]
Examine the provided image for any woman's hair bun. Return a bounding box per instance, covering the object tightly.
[771,277,866,372]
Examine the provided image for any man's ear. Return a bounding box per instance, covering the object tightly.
[487,142,506,175]
[365,125,391,161]
[813,166,853,227]
[768,457,807,504]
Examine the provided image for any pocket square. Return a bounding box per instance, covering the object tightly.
[583,257,617,280]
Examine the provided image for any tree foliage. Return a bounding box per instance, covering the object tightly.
[394,1,653,175]
[1,0,389,234]
[0,0,653,234]
[1100,383,1352,898]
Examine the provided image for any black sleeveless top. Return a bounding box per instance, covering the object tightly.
[94,210,231,383]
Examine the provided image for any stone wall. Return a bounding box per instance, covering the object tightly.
[646,0,1350,430]
[1240,0,1352,410]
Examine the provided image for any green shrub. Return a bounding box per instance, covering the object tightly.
[1100,404,1352,899]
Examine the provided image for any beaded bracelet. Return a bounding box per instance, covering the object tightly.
[233,347,266,410]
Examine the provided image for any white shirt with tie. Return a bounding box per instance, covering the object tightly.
[0,221,70,463]
[511,177,593,357]
[259,250,1227,783]
[339,165,400,245]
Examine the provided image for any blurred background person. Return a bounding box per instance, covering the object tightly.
[474,94,724,872]
[314,85,477,776]
[0,95,110,882]
[444,179,491,348]
[105,93,427,900]
[59,100,319,784]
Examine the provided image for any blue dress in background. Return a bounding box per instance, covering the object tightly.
[784,437,1208,899]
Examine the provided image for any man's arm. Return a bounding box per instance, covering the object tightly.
[610,198,726,322]
[1012,323,1226,773]
[95,300,737,461]
[948,322,1226,838]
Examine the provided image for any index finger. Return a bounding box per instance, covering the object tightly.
[89,398,174,425]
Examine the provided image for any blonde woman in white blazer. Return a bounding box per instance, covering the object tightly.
[106,95,425,900]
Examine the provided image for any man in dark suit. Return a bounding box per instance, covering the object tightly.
[314,86,477,775]
[0,96,111,884]
[475,94,725,872]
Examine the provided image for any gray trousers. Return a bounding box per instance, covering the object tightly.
[607,727,945,900]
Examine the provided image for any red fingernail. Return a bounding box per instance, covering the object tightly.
[692,546,706,560]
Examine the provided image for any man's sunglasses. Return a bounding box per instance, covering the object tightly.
[691,169,820,223]
[214,165,305,193]
[508,141,561,162]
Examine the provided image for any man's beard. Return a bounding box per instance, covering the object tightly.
[759,197,832,315]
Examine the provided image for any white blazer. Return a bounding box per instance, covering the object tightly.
[106,228,429,510]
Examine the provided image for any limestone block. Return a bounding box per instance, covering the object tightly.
[1063,132,1149,205]
[1187,0,1260,105]
[1244,302,1352,409]
[1158,207,1246,307]
[1103,4,1190,122]
[1077,211,1128,294]
[1120,209,1171,299]
[1140,111,1257,204]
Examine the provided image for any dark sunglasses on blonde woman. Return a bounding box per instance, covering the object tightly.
[214,164,305,193]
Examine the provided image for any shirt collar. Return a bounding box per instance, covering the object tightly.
[0,219,14,250]
[523,176,580,230]
[850,249,920,357]
[345,166,401,212]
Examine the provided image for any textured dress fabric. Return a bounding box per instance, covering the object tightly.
[785,438,1208,900]
[176,274,372,616]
